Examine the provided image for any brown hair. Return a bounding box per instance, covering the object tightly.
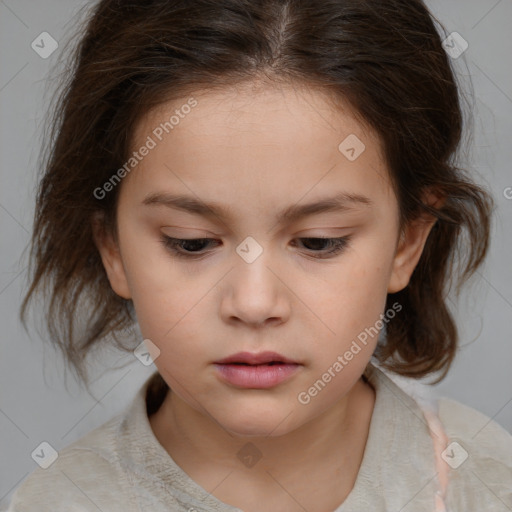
[20,0,494,393]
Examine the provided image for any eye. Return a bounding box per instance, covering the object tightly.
[290,236,351,259]
[161,235,352,260]
[160,237,219,259]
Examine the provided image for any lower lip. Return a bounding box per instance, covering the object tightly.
[214,363,301,388]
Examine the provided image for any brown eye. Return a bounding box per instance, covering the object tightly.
[160,237,219,259]
[292,236,351,258]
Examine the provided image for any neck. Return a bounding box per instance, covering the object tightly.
[149,376,376,487]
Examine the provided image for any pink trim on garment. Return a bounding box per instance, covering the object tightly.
[422,406,451,512]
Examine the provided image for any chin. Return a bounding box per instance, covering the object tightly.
[225,424,292,439]
[218,410,300,439]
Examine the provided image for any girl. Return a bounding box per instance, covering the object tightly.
[7,0,512,510]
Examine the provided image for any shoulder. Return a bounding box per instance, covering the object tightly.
[437,397,512,510]
[438,396,512,466]
[5,414,136,512]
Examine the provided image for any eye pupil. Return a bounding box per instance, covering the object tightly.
[301,238,330,251]
[181,238,209,252]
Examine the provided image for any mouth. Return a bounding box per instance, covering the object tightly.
[228,362,286,366]
[214,351,300,366]
[213,351,302,388]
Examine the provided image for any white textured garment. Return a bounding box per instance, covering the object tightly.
[5,362,512,511]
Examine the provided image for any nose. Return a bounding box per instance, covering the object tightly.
[220,249,291,328]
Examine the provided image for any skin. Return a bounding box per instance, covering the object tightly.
[93,80,438,511]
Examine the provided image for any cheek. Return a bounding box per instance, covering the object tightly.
[316,255,392,323]
[120,248,218,372]
[301,251,394,365]
[116,234,190,343]
[118,222,182,300]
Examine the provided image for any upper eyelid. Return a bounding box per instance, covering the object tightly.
[163,235,348,241]
[161,235,351,249]
[160,235,351,261]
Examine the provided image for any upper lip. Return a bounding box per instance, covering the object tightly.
[214,351,299,365]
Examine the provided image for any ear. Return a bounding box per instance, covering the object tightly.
[91,212,132,299]
[387,191,444,294]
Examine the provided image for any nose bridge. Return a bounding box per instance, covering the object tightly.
[233,236,278,296]
[223,236,289,324]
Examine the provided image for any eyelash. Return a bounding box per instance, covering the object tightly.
[160,235,352,260]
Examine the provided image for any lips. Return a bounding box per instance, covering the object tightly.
[213,351,302,388]
[214,351,299,365]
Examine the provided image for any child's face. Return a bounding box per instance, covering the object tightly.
[95,82,434,436]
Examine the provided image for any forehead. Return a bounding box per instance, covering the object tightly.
[133,81,379,151]
[123,82,394,219]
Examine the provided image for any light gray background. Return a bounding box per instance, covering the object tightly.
[1,0,511,507]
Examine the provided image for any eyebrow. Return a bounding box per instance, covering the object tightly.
[142,191,373,224]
